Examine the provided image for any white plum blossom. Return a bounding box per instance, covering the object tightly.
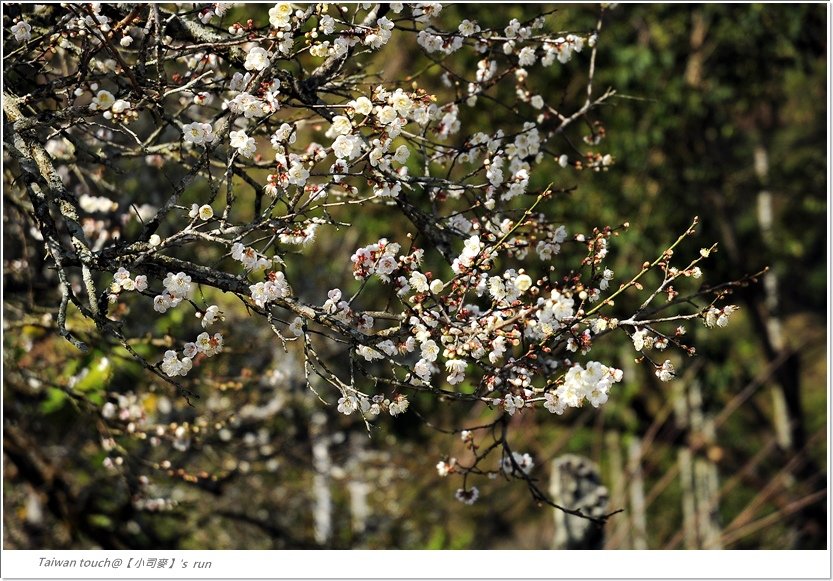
[503,393,525,416]
[319,14,335,35]
[599,268,614,290]
[376,105,398,125]
[326,115,352,138]
[288,317,304,337]
[351,239,401,281]
[389,395,409,416]
[389,89,413,116]
[420,339,440,362]
[500,452,534,475]
[197,204,214,221]
[455,487,480,505]
[90,90,115,111]
[286,161,310,186]
[504,18,521,39]
[322,288,342,313]
[153,294,172,313]
[183,342,199,359]
[488,336,507,364]
[163,272,192,299]
[332,134,360,159]
[374,180,401,198]
[228,71,252,92]
[230,130,257,158]
[244,47,270,71]
[183,122,215,145]
[231,243,271,271]
[249,273,291,308]
[195,331,224,356]
[656,360,676,382]
[632,328,651,351]
[229,131,248,148]
[337,395,358,415]
[515,273,533,293]
[271,123,296,148]
[350,96,373,116]
[113,267,131,289]
[409,271,429,293]
[226,92,267,119]
[357,345,383,362]
[704,305,739,328]
[365,16,395,49]
[110,99,131,114]
[377,340,398,357]
[12,3,745,509]
[477,59,498,83]
[489,276,507,302]
[160,350,193,377]
[458,19,480,36]
[486,158,504,187]
[544,391,565,415]
[413,358,433,381]
[526,289,575,339]
[200,305,222,328]
[518,46,537,66]
[548,361,623,413]
[11,20,32,42]
[393,144,410,164]
[445,359,467,385]
[375,255,398,278]
[269,2,293,29]
[451,235,483,274]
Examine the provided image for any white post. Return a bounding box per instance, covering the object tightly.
[310,412,332,546]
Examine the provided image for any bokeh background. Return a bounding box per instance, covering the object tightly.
[3,3,828,549]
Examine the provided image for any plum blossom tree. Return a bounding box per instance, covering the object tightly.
[3,2,748,543]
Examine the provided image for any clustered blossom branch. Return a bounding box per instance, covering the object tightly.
[3,3,744,516]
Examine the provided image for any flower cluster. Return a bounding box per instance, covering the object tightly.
[160,331,224,378]
[655,360,676,382]
[249,271,291,308]
[231,243,271,271]
[704,305,739,328]
[182,122,216,146]
[336,392,410,418]
[79,194,117,214]
[350,238,402,282]
[450,235,483,275]
[544,362,624,415]
[500,452,535,476]
[101,392,146,426]
[160,350,194,377]
[111,267,148,293]
[189,204,214,221]
[153,272,192,314]
[230,129,256,158]
[226,90,272,119]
